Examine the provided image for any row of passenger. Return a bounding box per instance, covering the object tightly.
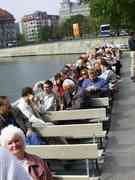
[0,45,122,145]
[0,45,122,180]
[14,45,121,119]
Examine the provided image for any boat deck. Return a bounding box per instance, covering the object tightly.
[102,52,135,180]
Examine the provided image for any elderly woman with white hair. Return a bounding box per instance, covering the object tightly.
[0,125,52,180]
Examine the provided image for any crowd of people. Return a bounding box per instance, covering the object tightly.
[0,44,122,179]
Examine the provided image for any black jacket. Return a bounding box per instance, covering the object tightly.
[0,107,32,134]
[128,37,135,50]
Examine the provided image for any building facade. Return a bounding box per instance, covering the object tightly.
[21,11,59,42]
[59,0,90,22]
[0,8,17,48]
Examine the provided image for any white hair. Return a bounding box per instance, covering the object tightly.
[0,125,26,147]
[62,79,75,87]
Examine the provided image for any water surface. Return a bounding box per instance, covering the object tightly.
[0,54,79,101]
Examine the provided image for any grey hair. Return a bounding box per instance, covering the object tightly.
[0,125,26,147]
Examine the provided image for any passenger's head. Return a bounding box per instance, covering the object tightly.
[0,125,26,159]
[80,68,88,79]
[0,96,12,115]
[61,65,71,79]
[129,31,135,38]
[100,59,109,71]
[54,73,64,85]
[21,87,34,103]
[94,62,101,71]
[79,54,89,64]
[88,68,97,80]
[43,80,53,94]
[62,79,75,92]
[89,52,96,60]
[22,87,34,97]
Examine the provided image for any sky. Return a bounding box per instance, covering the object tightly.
[0,0,77,22]
[0,0,59,22]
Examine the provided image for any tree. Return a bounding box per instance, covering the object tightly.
[17,33,28,46]
[88,0,135,31]
[50,24,63,40]
[120,0,135,30]
[39,25,52,42]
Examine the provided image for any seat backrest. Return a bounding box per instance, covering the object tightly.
[34,123,106,138]
[43,108,106,122]
[26,144,99,160]
[86,97,109,107]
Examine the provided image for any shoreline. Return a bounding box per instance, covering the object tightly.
[0,37,128,59]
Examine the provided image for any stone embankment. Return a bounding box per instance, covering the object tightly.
[0,37,128,58]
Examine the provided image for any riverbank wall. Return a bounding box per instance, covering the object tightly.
[0,36,128,58]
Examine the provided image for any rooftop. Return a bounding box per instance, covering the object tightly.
[0,8,15,22]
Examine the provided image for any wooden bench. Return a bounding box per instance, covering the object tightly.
[53,175,99,180]
[79,97,111,131]
[34,123,106,139]
[41,108,107,124]
[26,144,103,179]
[82,97,109,108]
[33,123,106,148]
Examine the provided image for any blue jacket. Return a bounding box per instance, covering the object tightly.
[80,77,109,96]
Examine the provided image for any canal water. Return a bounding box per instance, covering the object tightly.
[0,54,79,101]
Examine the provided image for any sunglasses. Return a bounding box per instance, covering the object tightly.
[81,72,87,75]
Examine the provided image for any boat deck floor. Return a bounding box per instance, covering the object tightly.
[48,52,134,180]
[102,52,135,180]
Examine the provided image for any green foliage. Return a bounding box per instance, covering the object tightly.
[88,0,135,31]
[17,33,28,46]
[39,26,51,42]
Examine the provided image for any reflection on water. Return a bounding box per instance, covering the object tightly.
[0,54,79,101]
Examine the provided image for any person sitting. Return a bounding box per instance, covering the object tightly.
[75,54,92,77]
[99,59,116,84]
[60,65,73,80]
[0,147,31,180]
[53,73,64,110]
[78,68,89,87]
[32,81,44,101]
[15,87,45,124]
[37,80,60,113]
[75,54,91,69]
[0,96,44,145]
[80,69,109,108]
[94,62,102,76]
[62,79,80,110]
[80,68,109,96]
[0,125,52,180]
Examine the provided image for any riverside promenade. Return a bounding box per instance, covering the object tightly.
[102,52,135,180]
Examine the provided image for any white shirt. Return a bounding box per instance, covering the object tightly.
[99,69,116,82]
[16,98,46,124]
[38,92,56,113]
[19,159,33,180]
[0,148,31,180]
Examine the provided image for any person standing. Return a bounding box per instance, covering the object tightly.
[128,32,135,51]
[0,147,31,180]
